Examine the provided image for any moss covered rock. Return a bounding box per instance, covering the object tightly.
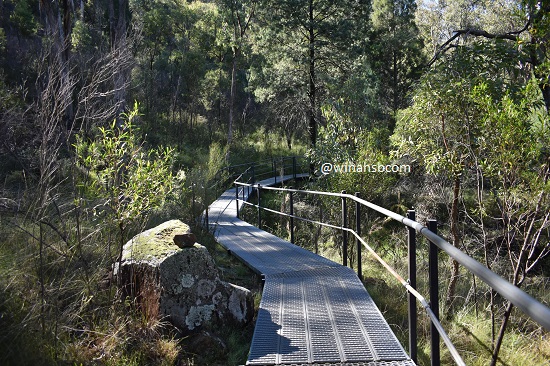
[115,220,253,332]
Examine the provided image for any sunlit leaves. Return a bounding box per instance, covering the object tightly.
[74,103,174,229]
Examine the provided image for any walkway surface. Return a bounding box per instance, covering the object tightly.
[208,175,415,366]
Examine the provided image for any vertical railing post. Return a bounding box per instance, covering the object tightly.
[293,156,297,179]
[341,190,348,267]
[428,219,440,366]
[235,183,240,219]
[289,189,295,244]
[407,209,417,364]
[272,158,276,184]
[355,192,362,280]
[257,184,262,229]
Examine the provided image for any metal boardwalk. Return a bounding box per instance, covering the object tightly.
[208,175,415,366]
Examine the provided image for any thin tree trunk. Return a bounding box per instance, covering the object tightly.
[110,0,128,124]
[446,176,461,314]
[490,301,513,366]
[39,223,46,336]
[228,50,238,148]
[308,0,316,149]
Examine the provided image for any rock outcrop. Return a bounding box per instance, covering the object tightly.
[114,220,253,332]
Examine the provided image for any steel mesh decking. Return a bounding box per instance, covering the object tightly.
[208,176,414,366]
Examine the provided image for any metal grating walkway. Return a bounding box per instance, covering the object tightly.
[208,175,415,366]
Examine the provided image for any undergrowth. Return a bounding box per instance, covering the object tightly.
[0,215,261,366]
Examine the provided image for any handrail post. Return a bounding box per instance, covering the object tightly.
[257,184,262,229]
[407,209,417,363]
[293,156,297,179]
[289,189,295,244]
[341,190,348,267]
[428,219,440,366]
[355,192,362,280]
[235,184,240,219]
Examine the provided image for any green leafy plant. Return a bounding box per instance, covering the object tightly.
[74,102,174,263]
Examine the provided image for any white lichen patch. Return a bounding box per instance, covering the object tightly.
[196,279,216,298]
[181,274,195,288]
[186,304,215,330]
[228,284,250,322]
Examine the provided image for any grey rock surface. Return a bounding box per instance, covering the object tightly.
[116,220,253,332]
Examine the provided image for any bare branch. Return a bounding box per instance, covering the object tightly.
[427,21,531,67]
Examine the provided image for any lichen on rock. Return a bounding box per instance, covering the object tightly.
[186,304,215,330]
[115,220,253,332]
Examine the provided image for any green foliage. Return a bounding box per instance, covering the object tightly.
[391,41,527,178]
[0,28,6,53]
[130,0,220,136]
[71,19,93,51]
[74,103,174,236]
[250,0,373,146]
[10,0,38,36]
[307,103,357,166]
[370,0,425,122]
[207,142,228,180]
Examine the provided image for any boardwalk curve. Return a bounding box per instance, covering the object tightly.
[208,175,415,366]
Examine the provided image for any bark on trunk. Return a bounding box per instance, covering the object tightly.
[308,0,316,149]
[228,49,238,148]
[446,176,461,314]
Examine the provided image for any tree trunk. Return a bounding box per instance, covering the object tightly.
[110,0,129,124]
[490,249,526,366]
[308,0,316,148]
[537,78,550,113]
[446,176,461,314]
[228,49,238,148]
[62,0,71,61]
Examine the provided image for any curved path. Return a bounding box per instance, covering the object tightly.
[208,175,415,366]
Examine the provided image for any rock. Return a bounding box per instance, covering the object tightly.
[173,232,197,248]
[114,220,253,332]
[184,330,228,362]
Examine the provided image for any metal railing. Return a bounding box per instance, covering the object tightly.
[221,156,307,186]
[192,156,307,227]
[233,181,550,366]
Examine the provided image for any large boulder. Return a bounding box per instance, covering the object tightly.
[114,220,253,332]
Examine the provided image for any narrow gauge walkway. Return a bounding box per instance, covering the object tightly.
[208,175,415,366]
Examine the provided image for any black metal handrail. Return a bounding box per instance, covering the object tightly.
[234,181,550,366]
[193,156,307,227]
[217,156,307,185]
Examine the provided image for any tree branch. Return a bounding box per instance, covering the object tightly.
[427,22,531,67]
